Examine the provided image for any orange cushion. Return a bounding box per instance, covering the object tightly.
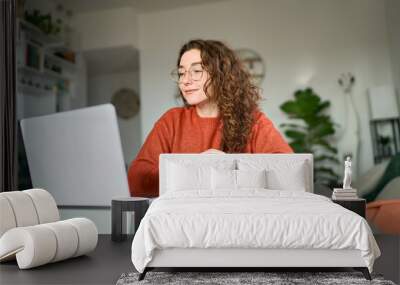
[367,199,400,234]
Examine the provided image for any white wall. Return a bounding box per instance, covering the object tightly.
[385,0,400,92]
[71,7,139,51]
[88,72,142,165]
[138,0,394,177]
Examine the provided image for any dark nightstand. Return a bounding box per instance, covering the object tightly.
[111,197,150,242]
[332,198,366,218]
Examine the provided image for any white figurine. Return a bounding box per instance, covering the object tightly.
[343,156,352,189]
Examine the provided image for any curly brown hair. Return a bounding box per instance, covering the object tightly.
[177,39,262,153]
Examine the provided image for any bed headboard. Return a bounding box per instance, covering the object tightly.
[159,153,313,195]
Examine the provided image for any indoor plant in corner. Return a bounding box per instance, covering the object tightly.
[280,88,339,190]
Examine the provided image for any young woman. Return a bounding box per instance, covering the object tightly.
[128,39,292,197]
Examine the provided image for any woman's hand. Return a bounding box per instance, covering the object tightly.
[201,148,225,154]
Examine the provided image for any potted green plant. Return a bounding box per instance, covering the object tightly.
[280,88,339,187]
[24,9,62,36]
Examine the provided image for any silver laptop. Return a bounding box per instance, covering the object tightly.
[20,104,130,206]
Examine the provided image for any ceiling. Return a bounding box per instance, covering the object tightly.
[51,0,228,14]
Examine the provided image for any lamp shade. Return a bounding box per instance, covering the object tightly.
[367,85,399,120]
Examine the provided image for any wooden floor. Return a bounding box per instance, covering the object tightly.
[0,234,398,285]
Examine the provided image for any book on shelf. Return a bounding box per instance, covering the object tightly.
[333,188,357,193]
[332,188,359,200]
[333,193,357,197]
[332,195,360,200]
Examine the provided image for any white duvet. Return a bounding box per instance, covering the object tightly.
[131,189,380,273]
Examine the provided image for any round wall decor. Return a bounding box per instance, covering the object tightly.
[111,88,140,119]
[235,49,266,86]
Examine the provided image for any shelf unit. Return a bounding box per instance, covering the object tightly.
[17,18,64,47]
[17,83,55,97]
[16,17,80,192]
[16,18,76,100]
[370,118,400,163]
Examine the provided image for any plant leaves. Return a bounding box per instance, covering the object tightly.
[280,123,306,130]
[314,155,340,164]
[314,167,338,177]
[289,141,310,153]
[285,130,306,140]
[281,87,339,186]
[314,139,338,153]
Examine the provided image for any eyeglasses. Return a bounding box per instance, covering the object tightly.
[170,65,204,83]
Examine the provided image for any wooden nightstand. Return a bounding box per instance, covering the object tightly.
[332,198,366,218]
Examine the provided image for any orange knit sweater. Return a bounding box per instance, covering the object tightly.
[128,106,293,197]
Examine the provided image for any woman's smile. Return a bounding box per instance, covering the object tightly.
[183,88,199,95]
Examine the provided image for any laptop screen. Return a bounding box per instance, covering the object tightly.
[20,104,129,206]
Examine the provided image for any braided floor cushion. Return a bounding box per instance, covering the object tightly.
[0,189,98,269]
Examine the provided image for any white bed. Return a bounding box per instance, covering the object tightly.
[131,154,380,280]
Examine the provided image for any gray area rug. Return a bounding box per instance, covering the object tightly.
[116,271,396,285]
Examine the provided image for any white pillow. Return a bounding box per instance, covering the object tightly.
[211,168,236,190]
[167,162,211,191]
[266,165,306,191]
[237,169,267,188]
[238,159,308,191]
[166,159,236,192]
[211,168,268,190]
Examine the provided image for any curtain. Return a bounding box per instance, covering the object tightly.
[0,0,17,192]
